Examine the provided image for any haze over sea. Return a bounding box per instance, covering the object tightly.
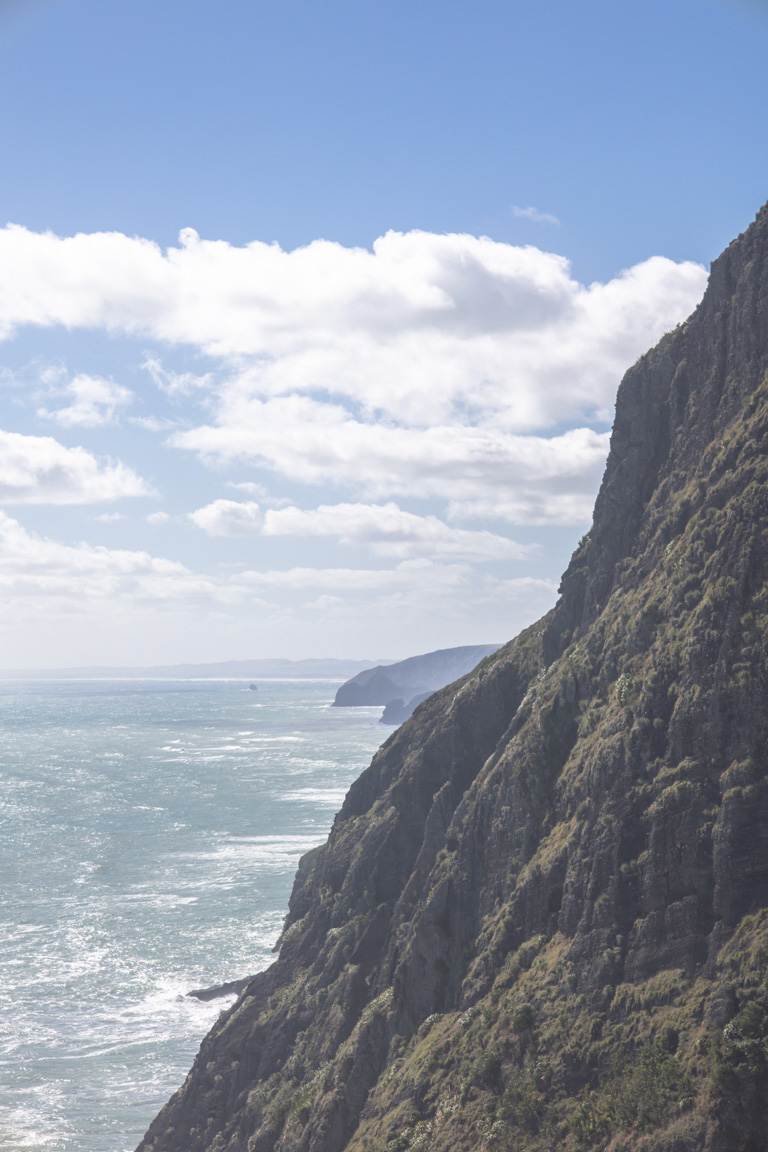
[0,679,384,1152]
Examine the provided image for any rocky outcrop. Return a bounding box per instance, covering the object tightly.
[188,978,250,1003]
[332,645,500,712]
[138,204,768,1152]
[380,692,432,726]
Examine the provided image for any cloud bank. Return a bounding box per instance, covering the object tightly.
[0,224,705,429]
[0,223,709,661]
[190,499,532,560]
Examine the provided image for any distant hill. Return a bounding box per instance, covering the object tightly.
[333,644,501,721]
[1,657,386,681]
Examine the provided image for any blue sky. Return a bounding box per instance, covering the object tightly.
[0,0,765,667]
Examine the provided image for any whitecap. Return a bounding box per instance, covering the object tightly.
[196,744,249,752]
[281,788,348,808]
[242,735,304,744]
[118,893,199,908]
[185,833,322,870]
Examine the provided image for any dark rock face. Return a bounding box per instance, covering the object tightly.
[332,645,500,708]
[380,692,433,726]
[138,205,768,1152]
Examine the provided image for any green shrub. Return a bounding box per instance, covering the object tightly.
[571,1041,693,1147]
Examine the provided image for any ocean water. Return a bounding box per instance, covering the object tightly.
[0,679,384,1152]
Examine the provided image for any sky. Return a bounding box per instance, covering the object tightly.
[0,0,765,668]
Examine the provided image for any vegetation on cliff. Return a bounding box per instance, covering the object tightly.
[138,204,768,1152]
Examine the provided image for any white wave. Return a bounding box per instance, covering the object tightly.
[240,735,304,744]
[196,744,250,753]
[281,787,348,808]
[118,893,198,908]
[188,834,322,870]
[105,975,237,1039]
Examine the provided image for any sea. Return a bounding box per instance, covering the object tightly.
[0,678,385,1152]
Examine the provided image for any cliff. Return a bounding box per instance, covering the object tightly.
[379,692,433,727]
[138,203,768,1152]
[332,645,501,712]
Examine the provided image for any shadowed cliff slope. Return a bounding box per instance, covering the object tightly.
[138,204,768,1152]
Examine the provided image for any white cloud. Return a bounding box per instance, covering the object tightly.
[38,372,133,427]
[129,414,180,432]
[484,575,559,596]
[228,481,269,497]
[0,511,225,607]
[0,513,467,613]
[146,511,171,526]
[0,223,707,528]
[0,224,705,428]
[188,498,263,536]
[238,558,467,594]
[446,491,597,527]
[95,512,126,523]
[0,429,148,504]
[39,364,66,387]
[226,481,293,508]
[142,357,213,396]
[176,401,610,520]
[511,205,560,226]
[189,495,530,559]
[260,501,530,560]
[0,509,557,665]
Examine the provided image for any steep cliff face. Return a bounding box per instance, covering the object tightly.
[138,205,768,1152]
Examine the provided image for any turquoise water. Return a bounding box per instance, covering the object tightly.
[0,679,384,1152]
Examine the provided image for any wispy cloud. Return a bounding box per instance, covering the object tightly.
[142,357,214,397]
[511,205,561,226]
[38,372,133,428]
